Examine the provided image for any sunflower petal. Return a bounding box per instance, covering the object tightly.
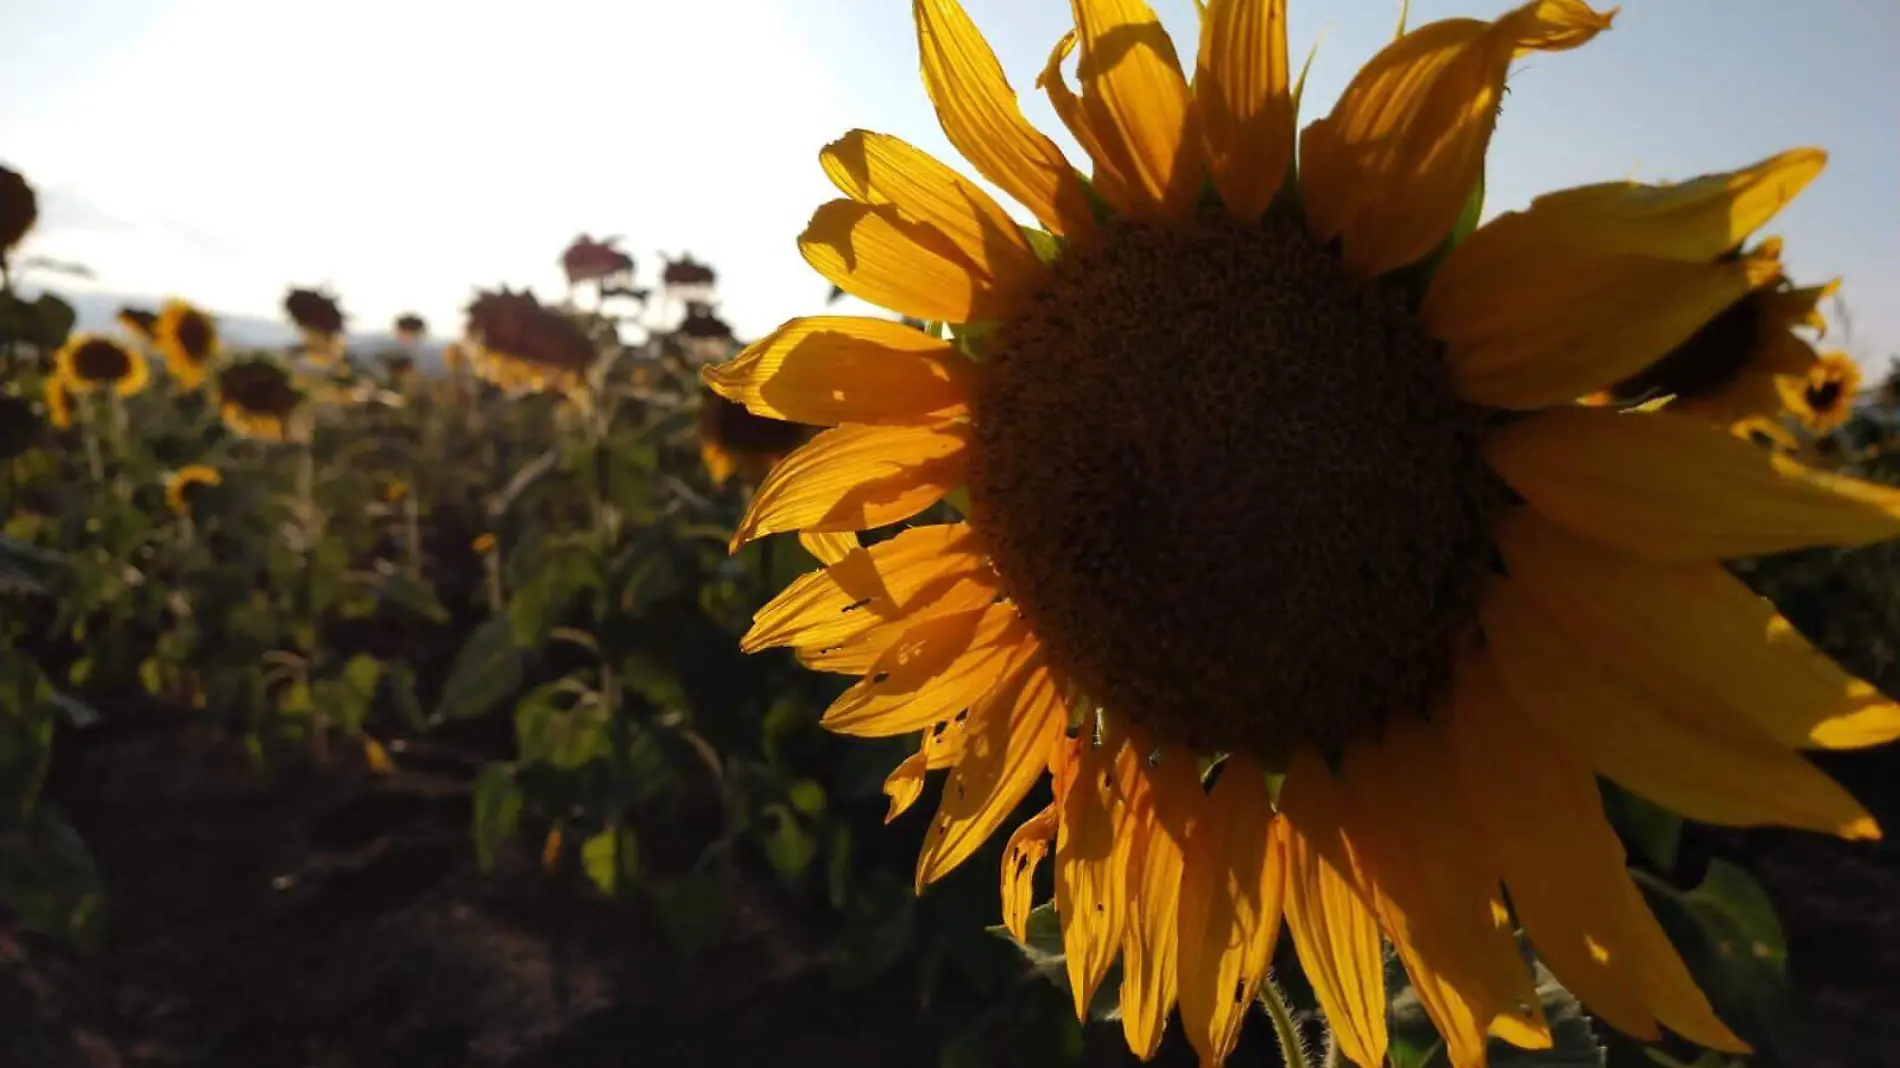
[1482,577,1880,839]
[1038,31,1138,210]
[821,129,1049,299]
[1068,0,1202,220]
[746,523,995,652]
[797,530,860,567]
[1056,736,1133,1020]
[705,316,973,427]
[884,750,930,823]
[1300,0,1614,277]
[1118,754,1193,1060]
[1486,407,1900,562]
[800,199,1016,323]
[917,646,1065,888]
[914,0,1097,239]
[1342,718,1549,1066]
[1279,749,1388,1068]
[1446,649,1748,1052]
[1002,804,1060,943]
[922,710,971,769]
[1434,243,1782,409]
[1196,0,1292,221]
[731,423,970,550]
[1495,511,1900,751]
[821,604,1029,737]
[1177,755,1284,1067]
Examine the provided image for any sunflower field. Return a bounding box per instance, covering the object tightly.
[6,2,1900,1067]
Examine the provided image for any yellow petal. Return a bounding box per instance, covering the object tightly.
[797,530,859,567]
[821,605,1029,737]
[922,709,971,769]
[1068,0,1203,220]
[1433,243,1782,409]
[1001,804,1060,943]
[820,129,1050,301]
[1445,649,1748,1053]
[1495,511,1900,751]
[731,423,970,550]
[745,523,994,653]
[1195,0,1292,222]
[1118,754,1194,1060]
[1481,577,1880,839]
[799,199,1016,324]
[1279,748,1388,1068]
[1486,407,1900,562]
[797,587,1000,675]
[913,0,1097,239]
[1038,31,1139,211]
[704,316,973,427]
[1056,736,1133,1020]
[1341,718,1549,1067]
[1300,0,1614,277]
[1177,755,1284,1067]
[917,646,1065,887]
[884,750,930,823]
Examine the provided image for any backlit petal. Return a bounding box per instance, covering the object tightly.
[1001,805,1060,942]
[704,316,973,426]
[884,750,929,823]
[731,423,971,549]
[1300,0,1613,277]
[914,0,1097,239]
[1118,753,1194,1059]
[1482,577,1880,839]
[1038,31,1138,210]
[1068,0,1203,220]
[797,530,859,567]
[1486,407,1900,562]
[800,199,1015,323]
[821,604,1029,737]
[1196,0,1292,221]
[745,523,996,653]
[1057,736,1133,1020]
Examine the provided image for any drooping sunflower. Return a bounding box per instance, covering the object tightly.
[705,3,1900,1065]
[155,299,221,390]
[118,306,160,344]
[55,334,149,397]
[163,465,222,516]
[696,386,810,487]
[0,163,35,257]
[285,287,347,364]
[1596,238,1859,433]
[562,235,636,287]
[464,288,597,396]
[394,312,427,345]
[215,356,304,440]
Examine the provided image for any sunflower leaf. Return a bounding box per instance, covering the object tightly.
[1641,860,1800,1059]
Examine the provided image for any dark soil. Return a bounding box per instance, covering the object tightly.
[4,713,1897,1068]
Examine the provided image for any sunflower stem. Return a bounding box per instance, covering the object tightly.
[1260,973,1316,1068]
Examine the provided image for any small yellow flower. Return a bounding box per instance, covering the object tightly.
[1778,352,1862,434]
[54,334,148,397]
[155,299,221,390]
[381,479,410,505]
[163,465,222,515]
[472,532,499,555]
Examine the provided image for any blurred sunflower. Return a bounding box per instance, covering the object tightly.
[55,334,148,397]
[661,253,717,296]
[163,465,222,515]
[215,357,304,440]
[285,287,347,363]
[696,386,809,487]
[118,306,160,344]
[465,288,596,396]
[155,299,221,390]
[0,163,35,257]
[43,375,73,430]
[472,532,498,555]
[394,312,427,345]
[562,235,636,287]
[1597,241,1854,433]
[707,2,1900,1064]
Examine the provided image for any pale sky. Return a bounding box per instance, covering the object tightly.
[3,0,1896,361]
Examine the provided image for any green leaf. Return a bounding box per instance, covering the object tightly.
[651,871,729,959]
[471,763,523,872]
[514,685,611,770]
[1019,227,1066,266]
[1601,781,1683,872]
[0,534,64,595]
[434,615,526,722]
[762,804,816,886]
[988,902,1123,1022]
[787,778,826,818]
[581,825,640,895]
[376,571,450,624]
[1388,952,1605,1067]
[1643,860,1798,1059]
[0,806,104,949]
[617,649,689,712]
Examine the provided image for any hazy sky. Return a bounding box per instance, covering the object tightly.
[3,0,1895,361]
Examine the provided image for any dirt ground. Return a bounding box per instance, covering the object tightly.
[4,712,1897,1068]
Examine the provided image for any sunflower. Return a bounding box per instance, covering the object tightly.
[0,163,35,257]
[662,253,718,295]
[697,386,810,487]
[705,3,1900,1064]
[215,357,304,440]
[1597,238,1853,433]
[285,287,347,363]
[394,313,427,345]
[154,299,221,390]
[43,375,73,430]
[464,288,596,396]
[55,334,149,397]
[118,306,160,344]
[1780,352,1862,434]
[163,465,222,516]
[562,235,635,286]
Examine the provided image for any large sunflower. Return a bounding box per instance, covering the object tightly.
[55,334,149,397]
[1597,241,1861,434]
[705,2,1900,1065]
[155,299,221,390]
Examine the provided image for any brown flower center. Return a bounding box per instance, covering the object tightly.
[968,212,1495,759]
[174,310,214,361]
[73,339,134,382]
